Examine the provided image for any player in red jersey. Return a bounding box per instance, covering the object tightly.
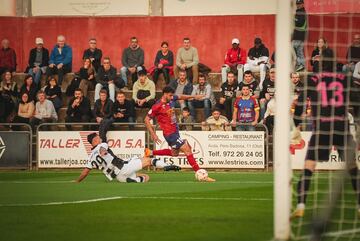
[144,86,216,182]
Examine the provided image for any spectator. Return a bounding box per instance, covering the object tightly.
[263,97,276,134]
[232,85,259,131]
[92,89,113,140]
[44,76,62,112]
[0,39,16,75]
[0,70,18,106]
[238,70,260,98]
[12,92,35,129]
[132,70,156,108]
[99,91,136,140]
[95,57,118,102]
[291,72,303,97]
[46,35,72,86]
[221,38,246,84]
[178,107,194,131]
[78,58,96,97]
[29,90,58,130]
[149,41,174,85]
[65,88,92,127]
[120,36,145,87]
[111,91,135,123]
[82,37,102,72]
[217,71,238,120]
[259,66,276,120]
[169,69,193,109]
[343,34,360,73]
[202,108,231,131]
[0,71,18,121]
[20,74,38,103]
[174,37,199,83]
[292,0,307,72]
[310,37,334,73]
[354,61,360,79]
[188,74,216,120]
[26,37,49,87]
[244,37,269,90]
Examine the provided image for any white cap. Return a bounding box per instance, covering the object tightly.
[35,37,44,44]
[232,38,240,44]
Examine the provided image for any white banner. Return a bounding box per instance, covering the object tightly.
[38,131,145,168]
[32,0,149,16]
[291,132,360,170]
[155,131,265,169]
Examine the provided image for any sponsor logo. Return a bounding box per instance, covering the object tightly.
[0,136,5,159]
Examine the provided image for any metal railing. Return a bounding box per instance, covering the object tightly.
[0,123,33,170]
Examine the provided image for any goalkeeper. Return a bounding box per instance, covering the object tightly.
[291,58,360,218]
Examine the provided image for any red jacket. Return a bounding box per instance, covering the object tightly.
[224,47,246,66]
[0,48,16,72]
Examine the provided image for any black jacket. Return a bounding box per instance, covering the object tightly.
[221,81,238,99]
[96,65,117,86]
[66,96,92,120]
[26,47,49,70]
[248,44,269,59]
[83,48,102,72]
[93,99,113,119]
[293,7,307,41]
[20,83,38,102]
[310,47,334,73]
[112,99,135,121]
[260,78,275,99]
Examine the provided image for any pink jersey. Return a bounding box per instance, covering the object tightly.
[147,95,179,136]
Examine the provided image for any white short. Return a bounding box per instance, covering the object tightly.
[116,157,143,183]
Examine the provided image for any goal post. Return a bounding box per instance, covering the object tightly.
[273,0,293,240]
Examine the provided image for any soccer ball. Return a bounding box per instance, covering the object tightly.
[195,169,208,181]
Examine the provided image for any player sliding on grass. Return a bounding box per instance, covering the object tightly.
[144,86,216,182]
[291,58,360,218]
[76,133,180,183]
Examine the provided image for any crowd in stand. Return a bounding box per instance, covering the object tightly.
[0,0,359,133]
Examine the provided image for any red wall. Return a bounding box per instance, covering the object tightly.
[0,15,275,72]
[0,14,359,73]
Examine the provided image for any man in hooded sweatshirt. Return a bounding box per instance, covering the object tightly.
[132,70,156,108]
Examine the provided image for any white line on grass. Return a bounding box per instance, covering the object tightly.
[0,196,272,207]
[0,180,273,184]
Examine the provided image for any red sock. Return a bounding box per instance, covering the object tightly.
[153,149,172,156]
[186,154,200,172]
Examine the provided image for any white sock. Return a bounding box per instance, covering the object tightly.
[152,158,169,168]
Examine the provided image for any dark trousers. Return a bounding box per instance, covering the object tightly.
[46,64,72,86]
[217,98,234,120]
[29,117,54,132]
[12,116,30,130]
[135,99,156,109]
[65,115,91,130]
[153,68,170,85]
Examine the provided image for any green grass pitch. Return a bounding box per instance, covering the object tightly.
[0,171,273,241]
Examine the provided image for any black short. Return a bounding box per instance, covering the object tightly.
[306,121,356,161]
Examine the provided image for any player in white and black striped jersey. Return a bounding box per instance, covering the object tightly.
[75,133,180,183]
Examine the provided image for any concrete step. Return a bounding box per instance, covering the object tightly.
[57,106,208,124]
[13,71,222,93]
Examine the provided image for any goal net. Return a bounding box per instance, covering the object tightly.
[274,0,360,240]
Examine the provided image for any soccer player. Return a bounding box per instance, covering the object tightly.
[144,86,216,182]
[76,133,180,183]
[292,58,360,218]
